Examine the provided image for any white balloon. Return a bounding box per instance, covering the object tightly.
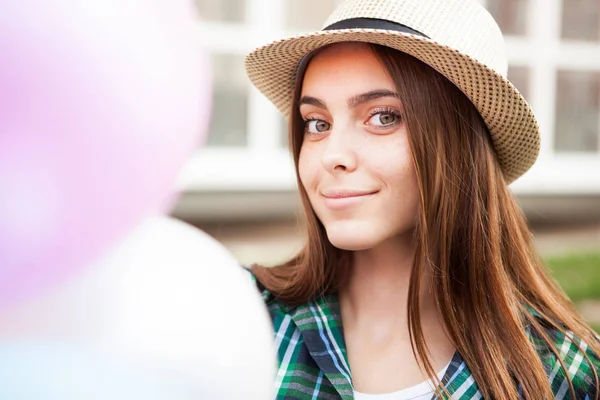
[0,342,200,400]
[0,216,276,399]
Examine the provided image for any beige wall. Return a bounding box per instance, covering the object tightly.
[198,219,303,266]
[194,218,600,266]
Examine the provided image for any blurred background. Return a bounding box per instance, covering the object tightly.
[175,0,600,324]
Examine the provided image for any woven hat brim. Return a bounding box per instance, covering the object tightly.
[245,28,540,184]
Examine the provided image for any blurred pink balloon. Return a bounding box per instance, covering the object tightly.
[0,0,211,307]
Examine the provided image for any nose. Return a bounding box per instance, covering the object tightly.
[321,123,358,173]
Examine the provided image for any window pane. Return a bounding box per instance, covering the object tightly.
[555,70,600,153]
[486,0,528,36]
[194,0,245,23]
[285,0,338,31]
[205,54,248,147]
[561,0,600,41]
[280,116,289,149]
[508,66,530,101]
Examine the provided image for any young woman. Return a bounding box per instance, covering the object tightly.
[244,0,600,399]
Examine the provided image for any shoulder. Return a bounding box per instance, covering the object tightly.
[526,311,600,398]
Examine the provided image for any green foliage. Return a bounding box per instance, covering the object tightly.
[544,253,600,302]
[588,322,600,333]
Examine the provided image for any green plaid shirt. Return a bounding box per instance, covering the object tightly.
[248,271,600,399]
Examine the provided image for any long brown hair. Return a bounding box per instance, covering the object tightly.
[252,43,600,399]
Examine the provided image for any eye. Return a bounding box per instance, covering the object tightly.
[367,111,399,127]
[366,107,402,128]
[305,119,331,134]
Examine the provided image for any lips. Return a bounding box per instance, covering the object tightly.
[321,189,378,199]
[320,189,378,210]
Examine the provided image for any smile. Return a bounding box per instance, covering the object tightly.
[321,190,378,210]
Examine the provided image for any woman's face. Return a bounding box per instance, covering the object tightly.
[298,42,420,251]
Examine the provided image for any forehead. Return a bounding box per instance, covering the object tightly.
[301,42,396,96]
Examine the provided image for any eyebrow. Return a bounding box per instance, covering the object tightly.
[298,89,400,110]
[347,89,400,108]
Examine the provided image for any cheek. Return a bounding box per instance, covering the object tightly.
[372,141,413,178]
[392,166,420,217]
[298,148,316,190]
[374,143,419,202]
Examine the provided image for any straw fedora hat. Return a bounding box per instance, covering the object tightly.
[245,0,540,184]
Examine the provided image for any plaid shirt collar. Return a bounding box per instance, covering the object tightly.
[251,271,599,399]
[269,293,483,399]
[286,295,354,398]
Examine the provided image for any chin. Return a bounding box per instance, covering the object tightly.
[323,220,383,251]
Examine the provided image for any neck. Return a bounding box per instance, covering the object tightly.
[338,235,456,372]
[339,234,437,334]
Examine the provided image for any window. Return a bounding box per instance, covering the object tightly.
[194,0,245,23]
[555,70,600,152]
[285,0,338,31]
[205,54,249,147]
[280,116,290,149]
[508,66,530,101]
[561,0,600,41]
[486,0,528,36]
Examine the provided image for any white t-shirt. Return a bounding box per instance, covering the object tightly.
[354,361,450,400]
